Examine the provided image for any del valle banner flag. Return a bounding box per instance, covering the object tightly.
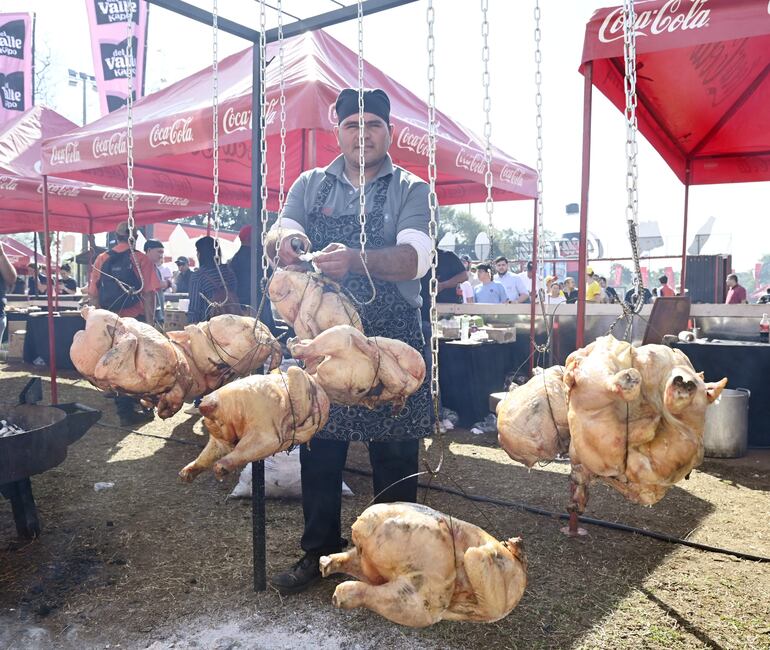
[85,1,149,116]
[0,13,34,125]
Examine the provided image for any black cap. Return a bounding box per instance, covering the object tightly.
[335,88,390,125]
[175,256,189,265]
[144,239,164,252]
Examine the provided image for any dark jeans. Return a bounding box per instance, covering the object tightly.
[299,438,419,556]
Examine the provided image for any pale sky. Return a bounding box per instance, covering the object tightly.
[8,0,770,275]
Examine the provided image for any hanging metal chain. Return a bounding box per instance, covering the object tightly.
[259,0,270,280]
[426,0,440,433]
[205,0,228,308]
[354,0,376,305]
[480,0,494,257]
[624,0,643,325]
[271,0,288,270]
[606,0,643,340]
[123,4,143,295]
[534,0,546,283]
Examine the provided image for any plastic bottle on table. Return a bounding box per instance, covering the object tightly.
[760,313,769,343]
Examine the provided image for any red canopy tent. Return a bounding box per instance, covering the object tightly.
[576,0,770,345]
[40,30,537,207]
[0,235,48,272]
[0,106,210,235]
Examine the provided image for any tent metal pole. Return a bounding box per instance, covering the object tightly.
[529,199,538,373]
[42,176,58,405]
[680,167,691,295]
[576,63,593,349]
[250,40,267,594]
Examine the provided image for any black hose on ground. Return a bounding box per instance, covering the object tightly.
[343,465,770,563]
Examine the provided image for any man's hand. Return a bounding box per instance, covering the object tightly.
[313,243,357,281]
[265,228,312,266]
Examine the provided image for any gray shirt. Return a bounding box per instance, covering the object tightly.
[281,154,430,307]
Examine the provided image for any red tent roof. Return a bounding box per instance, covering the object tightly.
[580,0,770,185]
[40,30,537,207]
[0,106,210,235]
[0,235,47,271]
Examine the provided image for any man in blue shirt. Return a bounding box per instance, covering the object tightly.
[474,263,508,303]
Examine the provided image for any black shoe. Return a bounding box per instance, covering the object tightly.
[119,411,153,428]
[270,553,322,595]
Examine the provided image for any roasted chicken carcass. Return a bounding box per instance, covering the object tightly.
[179,366,330,481]
[288,324,426,412]
[497,366,570,467]
[564,335,727,511]
[320,503,526,627]
[72,307,282,419]
[268,269,363,339]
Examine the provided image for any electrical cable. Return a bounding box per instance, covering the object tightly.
[342,465,770,563]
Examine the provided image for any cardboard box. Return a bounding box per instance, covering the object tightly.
[164,309,188,332]
[8,320,25,338]
[8,330,25,360]
[483,326,516,343]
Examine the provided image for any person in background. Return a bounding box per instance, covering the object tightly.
[585,267,602,302]
[600,276,619,303]
[563,277,579,303]
[57,264,78,295]
[174,256,193,293]
[725,274,747,304]
[546,281,566,305]
[12,275,25,294]
[474,263,508,304]
[88,221,160,426]
[624,277,653,306]
[460,254,480,287]
[228,225,254,310]
[657,274,675,297]
[757,287,770,305]
[419,249,467,321]
[144,240,170,326]
[0,242,18,343]
[516,260,542,301]
[187,236,238,324]
[494,256,528,303]
[27,263,46,297]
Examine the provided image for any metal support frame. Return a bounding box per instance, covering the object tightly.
[529,199,538,373]
[680,167,691,295]
[576,63,592,349]
[41,176,58,405]
[143,0,420,595]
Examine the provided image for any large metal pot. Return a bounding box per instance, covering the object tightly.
[703,388,750,458]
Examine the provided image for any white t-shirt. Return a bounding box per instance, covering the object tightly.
[459,281,474,303]
[496,271,529,302]
[158,264,173,292]
[546,294,566,305]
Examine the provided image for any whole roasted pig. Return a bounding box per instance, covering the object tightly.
[178,366,330,481]
[268,269,363,339]
[320,502,526,627]
[288,324,426,412]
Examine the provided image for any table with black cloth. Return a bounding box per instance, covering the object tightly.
[673,340,770,448]
[438,339,525,427]
[22,312,85,370]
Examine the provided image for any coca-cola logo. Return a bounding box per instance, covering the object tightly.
[0,175,18,191]
[0,19,25,58]
[149,117,194,148]
[103,190,128,201]
[455,147,486,175]
[37,182,79,197]
[0,72,24,111]
[500,164,525,187]
[94,1,140,25]
[396,126,430,157]
[100,37,136,81]
[158,195,190,207]
[598,0,711,44]
[223,107,251,134]
[49,142,81,166]
[93,132,127,158]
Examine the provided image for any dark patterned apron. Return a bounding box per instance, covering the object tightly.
[305,175,432,442]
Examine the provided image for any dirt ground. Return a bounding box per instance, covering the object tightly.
[1,364,769,650]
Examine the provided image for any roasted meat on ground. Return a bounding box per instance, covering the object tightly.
[320,502,526,627]
[288,324,426,412]
[179,366,330,482]
[268,269,363,339]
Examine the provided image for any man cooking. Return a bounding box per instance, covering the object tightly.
[265,88,432,595]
